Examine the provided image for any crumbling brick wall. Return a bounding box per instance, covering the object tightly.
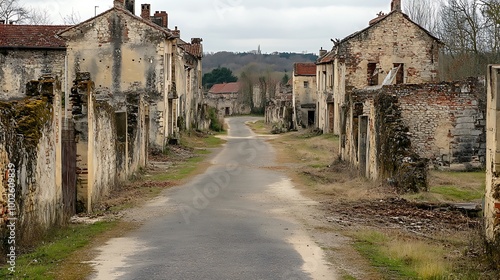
[70,73,148,212]
[341,78,485,186]
[387,78,486,169]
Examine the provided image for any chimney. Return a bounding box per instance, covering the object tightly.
[172,26,180,37]
[191,38,202,44]
[319,47,327,57]
[141,4,151,20]
[114,0,125,7]
[153,10,168,28]
[391,0,402,12]
[125,0,135,14]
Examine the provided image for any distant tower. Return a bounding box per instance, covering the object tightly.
[257,45,262,55]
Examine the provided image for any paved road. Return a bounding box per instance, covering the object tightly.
[90,117,335,280]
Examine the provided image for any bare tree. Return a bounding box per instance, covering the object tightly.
[26,7,52,25]
[480,0,500,52]
[438,0,486,54]
[0,0,29,24]
[404,0,442,34]
[61,9,81,25]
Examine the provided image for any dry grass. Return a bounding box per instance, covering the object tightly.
[385,237,449,278]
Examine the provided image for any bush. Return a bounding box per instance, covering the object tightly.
[208,107,223,132]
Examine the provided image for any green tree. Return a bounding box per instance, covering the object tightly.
[282,72,289,85]
[202,67,238,89]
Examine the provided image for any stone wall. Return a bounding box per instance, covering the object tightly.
[0,76,63,246]
[265,98,294,133]
[205,92,251,117]
[341,78,486,183]
[388,78,486,169]
[0,49,65,101]
[70,73,148,212]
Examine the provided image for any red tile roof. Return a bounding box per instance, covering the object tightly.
[209,82,241,94]
[0,25,70,49]
[317,51,335,64]
[179,43,203,58]
[294,63,316,76]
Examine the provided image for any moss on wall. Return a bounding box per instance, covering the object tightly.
[374,92,428,193]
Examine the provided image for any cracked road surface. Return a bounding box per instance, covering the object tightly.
[89,117,336,280]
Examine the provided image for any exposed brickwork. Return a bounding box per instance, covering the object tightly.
[343,78,486,180]
[395,79,486,168]
[338,12,441,88]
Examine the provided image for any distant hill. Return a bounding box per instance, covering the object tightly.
[202,51,318,75]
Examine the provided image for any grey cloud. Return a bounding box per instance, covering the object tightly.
[22,0,394,52]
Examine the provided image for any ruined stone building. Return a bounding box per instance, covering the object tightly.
[317,0,441,136]
[0,24,69,100]
[206,82,251,116]
[309,0,488,183]
[175,38,206,131]
[316,48,336,133]
[292,62,317,128]
[0,0,203,243]
[345,79,485,180]
[265,82,294,132]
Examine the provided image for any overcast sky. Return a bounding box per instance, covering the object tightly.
[24,0,392,53]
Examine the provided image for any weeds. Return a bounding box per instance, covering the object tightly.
[0,222,116,279]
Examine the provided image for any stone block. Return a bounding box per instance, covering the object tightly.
[456,116,475,123]
[454,123,476,130]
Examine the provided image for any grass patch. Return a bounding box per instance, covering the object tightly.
[406,170,485,203]
[181,132,227,150]
[202,135,225,147]
[1,221,116,279]
[246,120,268,134]
[353,231,415,279]
[150,156,204,181]
[430,185,483,201]
[351,230,452,279]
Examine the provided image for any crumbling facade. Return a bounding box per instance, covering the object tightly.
[316,48,335,133]
[0,76,65,243]
[175,38,206,131]
[58,4,173,150]
[0,25,68,100]
[206,82,251,116]
[265,83,294,132]
[293,62,317,128]
[341,79,486,180]
[0,0,204,245]
[317,0,442,135]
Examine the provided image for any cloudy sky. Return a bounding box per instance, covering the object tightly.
[23,0,392,53]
